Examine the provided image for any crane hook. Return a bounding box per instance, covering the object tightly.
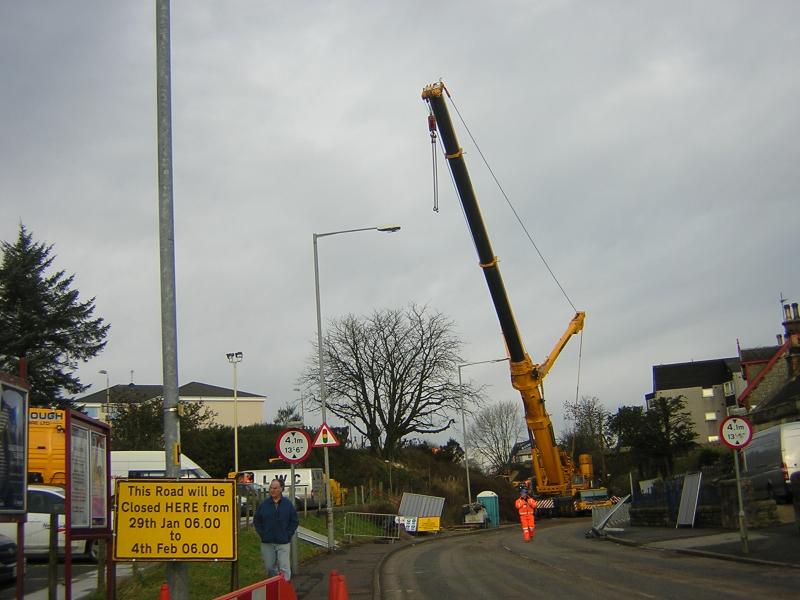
[428,111,439,212]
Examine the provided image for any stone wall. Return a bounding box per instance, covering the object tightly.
[630,477,780,529]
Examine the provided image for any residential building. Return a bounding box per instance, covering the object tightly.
[738,344,788,412]
[648,358,746,444]
[745,302,800,430]
[77,381,267,427]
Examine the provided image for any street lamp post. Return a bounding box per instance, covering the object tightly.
[458,358,509,504]
[226,352,243,474]
[293,387,305,424]
[314,224,400,550]
[98,370,110,417]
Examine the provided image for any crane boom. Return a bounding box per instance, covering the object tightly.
[422,81,584,496]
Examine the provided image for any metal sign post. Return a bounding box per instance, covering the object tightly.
[276,428,311,572]
[719,415,754,555]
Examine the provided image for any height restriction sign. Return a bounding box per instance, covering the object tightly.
[276,428,311,463]
[719,416,753,449]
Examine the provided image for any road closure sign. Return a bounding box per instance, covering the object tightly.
[113,479,237,562]
[719,416,753,450]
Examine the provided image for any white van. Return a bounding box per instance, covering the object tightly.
[247,468,325,507]
[110,451,210,480]
[742,422,800,502]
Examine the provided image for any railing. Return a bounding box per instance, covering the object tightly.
[343,512,400,543]
[591,501,630,528]
[213,573,296,600]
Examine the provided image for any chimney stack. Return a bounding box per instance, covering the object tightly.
[784,302,800,380]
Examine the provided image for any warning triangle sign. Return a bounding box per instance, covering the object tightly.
[312,423,340,447]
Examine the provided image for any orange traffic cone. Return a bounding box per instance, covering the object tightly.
[159,583,170,600]
[329,570,349,600]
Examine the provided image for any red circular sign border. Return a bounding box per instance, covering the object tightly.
[719,416,753,450]
[275,428,312,464]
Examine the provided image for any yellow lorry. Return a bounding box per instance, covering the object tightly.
[27,408,66,485]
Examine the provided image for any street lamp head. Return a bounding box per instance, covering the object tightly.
[98,369,107,375]
[226,352,243,363]
[377,225,401,233]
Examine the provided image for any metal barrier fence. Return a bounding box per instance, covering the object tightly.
[212,573,296,600]
[591,501,631,528]
[343,512,400,543]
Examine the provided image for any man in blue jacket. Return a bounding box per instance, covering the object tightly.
[254,478,299,581]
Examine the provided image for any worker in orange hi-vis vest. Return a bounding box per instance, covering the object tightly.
[515,487,537,542]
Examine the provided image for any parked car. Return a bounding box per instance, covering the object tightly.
[0,533,16,582]
[0,485,98,561]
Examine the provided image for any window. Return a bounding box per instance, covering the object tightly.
[707,435,719,443]
[28,490,65,514]
[702,388,714,398]
[704,412,717,421]
[83,406,99,419]
[723,381,734,396]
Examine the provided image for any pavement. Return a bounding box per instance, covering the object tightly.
[289,518,800,600]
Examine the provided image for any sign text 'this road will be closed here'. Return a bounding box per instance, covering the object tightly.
[113,479,237,562]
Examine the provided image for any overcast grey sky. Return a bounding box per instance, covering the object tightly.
[2,1,798,443]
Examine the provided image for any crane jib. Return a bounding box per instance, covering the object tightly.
[423,82,596,504]
[423,86,526,364]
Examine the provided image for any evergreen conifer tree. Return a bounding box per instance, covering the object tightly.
[0,224,109,408]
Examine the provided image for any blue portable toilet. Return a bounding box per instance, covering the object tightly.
[476,491,500,528]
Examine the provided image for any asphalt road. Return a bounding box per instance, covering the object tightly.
[379,520,799,599]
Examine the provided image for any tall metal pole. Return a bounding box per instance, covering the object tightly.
[156,1,186,596]
[313,234,336,551]
[734,448,749,554]
[99,370,110,417]
[458,366,472,504]
[226,352,243,474]
[233,360,238,473]
[313,225,400,550]
[458,358,509,505]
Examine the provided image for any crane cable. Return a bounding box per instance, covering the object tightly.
[444,90,578,314]
[432,88,585,403]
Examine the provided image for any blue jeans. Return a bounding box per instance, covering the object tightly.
[260,542,291,581]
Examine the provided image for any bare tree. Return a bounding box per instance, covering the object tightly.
[560,395,609,453]
[468,400,526,474]
[300,304,477,458]
[558,395,611,483]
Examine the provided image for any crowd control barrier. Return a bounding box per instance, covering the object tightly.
[212,574,297,600]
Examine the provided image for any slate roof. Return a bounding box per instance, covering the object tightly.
[78,381,264,404]
[754,376,800,409]
[652,357,740,392]
[740,345,782,363]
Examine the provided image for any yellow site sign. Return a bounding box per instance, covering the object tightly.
[416,516,440,532]
[113,479,237,561]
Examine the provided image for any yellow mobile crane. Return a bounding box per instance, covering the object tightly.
[422,82,609,515]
